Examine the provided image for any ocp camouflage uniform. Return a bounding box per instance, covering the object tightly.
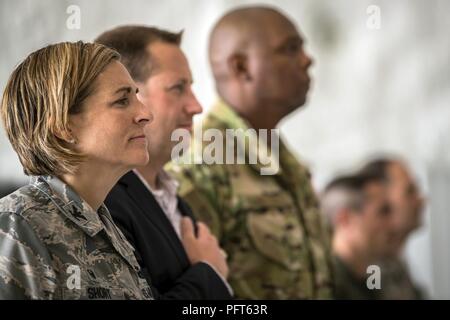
[380,258,425,300]
[333,256,425,300]
[168,100,334,299]
[0,175,153,300]
[332,255,380,300]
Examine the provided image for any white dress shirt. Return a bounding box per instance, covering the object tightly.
[132,169,233,295]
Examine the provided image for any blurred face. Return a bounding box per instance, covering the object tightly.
[137,42,202,164]
[387,162,424,236]
[69,61,153,170]
[250,13,313,115]
[349,182,393,259]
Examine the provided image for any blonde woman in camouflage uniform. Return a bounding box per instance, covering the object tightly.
[0,42,153,299]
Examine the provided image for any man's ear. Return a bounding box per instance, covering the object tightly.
[335,208,353,227]
[228,53,252,81]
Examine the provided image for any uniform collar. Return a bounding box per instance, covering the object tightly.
[30,175,104,237]
[208,100,287,176]
[31,175,140,271]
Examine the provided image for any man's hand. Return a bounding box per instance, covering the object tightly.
[181,217,229,279]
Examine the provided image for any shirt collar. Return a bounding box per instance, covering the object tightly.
[31,175,104,237]
[133,169,179,197]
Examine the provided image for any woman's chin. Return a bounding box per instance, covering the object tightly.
[126,151,150,168]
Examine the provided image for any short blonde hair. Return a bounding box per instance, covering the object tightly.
[1,41,120,176]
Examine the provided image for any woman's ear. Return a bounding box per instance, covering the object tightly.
[55,127,77,144]
[228,53,252,81]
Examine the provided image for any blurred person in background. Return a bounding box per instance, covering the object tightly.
[321,173,393,299]
[361,158,426,299]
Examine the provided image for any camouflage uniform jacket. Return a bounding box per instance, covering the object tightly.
[169,100,334,299]
[0,175,153,300]
[379,258,425,300]
[332,255,380,300]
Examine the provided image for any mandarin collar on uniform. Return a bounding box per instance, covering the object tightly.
[207,100,285,176]
[31,175,104,237]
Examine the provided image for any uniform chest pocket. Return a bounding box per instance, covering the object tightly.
[60,264,145,300]
[244,196,306,271]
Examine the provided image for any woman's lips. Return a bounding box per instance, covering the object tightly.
[129,135,146,141]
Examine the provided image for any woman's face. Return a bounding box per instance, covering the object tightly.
[69,60,153,170]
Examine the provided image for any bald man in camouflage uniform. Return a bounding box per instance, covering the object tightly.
[0,176,153,300]
[169,6,334,299]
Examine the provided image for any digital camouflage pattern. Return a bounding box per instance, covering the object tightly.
[168,100,334,299]
[0,176,153,300]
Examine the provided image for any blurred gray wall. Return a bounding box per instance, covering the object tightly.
[1,0,449,298]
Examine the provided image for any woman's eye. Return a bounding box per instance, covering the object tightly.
[115,97,129,106]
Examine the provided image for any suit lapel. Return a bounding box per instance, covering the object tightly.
[177,198,199,237]
[120,171,188,265]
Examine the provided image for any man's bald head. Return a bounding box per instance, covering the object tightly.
[209,6,295,81]
[208,6,313,127]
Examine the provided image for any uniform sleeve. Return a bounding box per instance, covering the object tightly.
[0,212,56,299]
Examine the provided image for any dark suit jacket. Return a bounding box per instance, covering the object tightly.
[105,171,231,299]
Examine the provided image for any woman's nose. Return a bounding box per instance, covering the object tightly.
[136,99,153,125]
